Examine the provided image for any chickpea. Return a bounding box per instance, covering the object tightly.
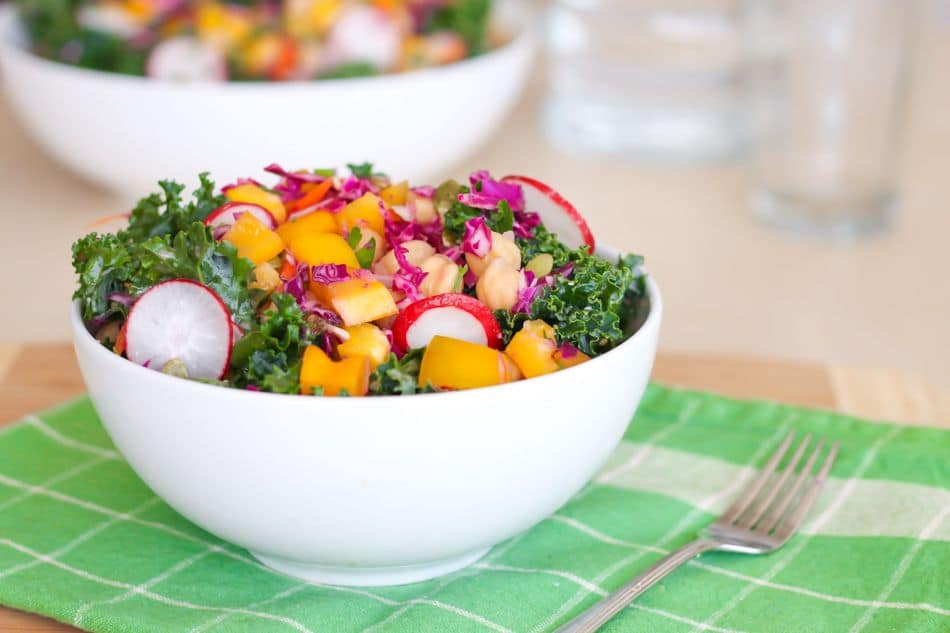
[408,191,438,225]
[476,259,523,311]
[419,254,460,297]
[466,231,522,278]
[373,240,435,276]
[355,227,385,263]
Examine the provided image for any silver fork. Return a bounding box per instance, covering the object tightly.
[555,433,839,633]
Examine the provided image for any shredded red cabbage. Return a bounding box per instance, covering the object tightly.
[338,175,379,201]
[311,264,350,285]
[513,210,542,239]
[461,170,526,212]
[555,262,575,277]
[512,270,554,314]
[107,291,136,308]
[441,245,462,262]
[284,264,309,303]
[392,244,428,308]
[221,177,264,194]
[246,384,262,392]
[411,185,436,198]
[462,216,492,257]
[264,163,329,184]
[559,342,580,359]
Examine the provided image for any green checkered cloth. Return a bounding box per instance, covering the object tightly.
[0,385,947,633]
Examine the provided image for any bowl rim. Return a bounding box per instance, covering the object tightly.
[0,3,534,91]
[72,257,661,403]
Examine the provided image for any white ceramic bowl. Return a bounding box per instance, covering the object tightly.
[0,4,534,196]
[71,265,661,587]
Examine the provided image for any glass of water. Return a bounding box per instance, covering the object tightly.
[745,0,915,238]
[543,0,745,162]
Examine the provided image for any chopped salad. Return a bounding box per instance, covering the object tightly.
[73,163,647,396]
[15,0,493,81]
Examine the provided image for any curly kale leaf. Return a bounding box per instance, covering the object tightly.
[370,349,429,395]
[229,294,316,392]
[121,173,224,242]
[517,224,573,268]
[427,0,491,55]
[442,186,519,242]
[530,252,645,355]
[71,232,135,322]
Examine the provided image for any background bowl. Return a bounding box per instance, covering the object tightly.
[70,270,661,587]
[0,4,534,197]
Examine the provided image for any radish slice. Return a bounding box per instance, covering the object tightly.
[323,6,401,72]
[501,175,596,252]
[125,279,233,380]
[393,294,502,351]
[146,37,228,82]
[204,202,278,234]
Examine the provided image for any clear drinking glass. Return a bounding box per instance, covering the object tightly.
[745,0,915,238]
[543,0,745,161]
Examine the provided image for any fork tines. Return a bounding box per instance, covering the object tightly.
[716,433,839,543]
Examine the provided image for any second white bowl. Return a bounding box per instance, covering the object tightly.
[0,5,534,196]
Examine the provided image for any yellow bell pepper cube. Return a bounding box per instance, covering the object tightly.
[379,181,409,207]
[419,336,522,391]
[300,346,370,396]
[277,211,339,246]
[289,233,359,269]
[312,279,399,327]
[225,182,287,224]
[336,193,386,236]
[337,324,391,369]
[505,320,560,379]
[223,213,285,265]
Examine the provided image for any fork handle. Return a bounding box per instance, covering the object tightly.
[554,538,719,633]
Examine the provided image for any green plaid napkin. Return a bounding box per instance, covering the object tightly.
[0,385,947,633]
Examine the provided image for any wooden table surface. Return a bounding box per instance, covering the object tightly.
[0,344,946,632]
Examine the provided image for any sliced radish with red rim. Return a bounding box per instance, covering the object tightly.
[501,175,595,252]
[392,293,502,350]
[205,202,277,234]
[146,37,228,82]
[125,279,233,380]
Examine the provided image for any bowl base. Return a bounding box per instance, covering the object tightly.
[249,547,491,587]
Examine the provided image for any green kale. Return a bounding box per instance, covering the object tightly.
[370,349,428,395]
[71,232,135,322]
[529,252,645,355]
[427,0,491,55]
[346,162,379,179]
[319,63,379,80]
[121,174,224,241]
[230,294,316,392]
[442,187,518,241]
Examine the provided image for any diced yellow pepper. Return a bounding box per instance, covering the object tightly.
[224,214,285,264]
[196,2,252,48]
[299,346,370,396]
[276,211,339,246]
[419,336,522,391]
[379,181,409,207]
[289,233,359,269]
[225,183,287,224]
[505,320,560,378]
[313,279,399,327]
[338,324,391,369]
[336,193,386,236]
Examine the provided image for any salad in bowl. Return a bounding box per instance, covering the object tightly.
[15,0,494,81]
[74,164,648,397]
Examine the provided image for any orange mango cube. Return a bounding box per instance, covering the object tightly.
[300,346,370,396]
[554,346,591,370]
[336,193,386,236]
[337,324,391,369]
[225,182,287,223]
[223,213,285,264]
[505,319,560,378]
[379,181,409,207]
[313,278,399,327]
[277,211,339,245]
[250,262,281,292]
[419,336,522,391]
[289,233,359,269]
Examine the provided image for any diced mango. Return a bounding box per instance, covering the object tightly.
[338,324,391,369]
[224,213,285,264]
[554,345,591,370]
[313,279,399,327]
[250,262,281,292]
[225,182,287,223]
[379,181,409,207]
[289,233,359,269]
[277,211,339,246]
[419,336,522,391]
[505,319,559,378]
[300,346,370,396]
[336,193,386,236]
